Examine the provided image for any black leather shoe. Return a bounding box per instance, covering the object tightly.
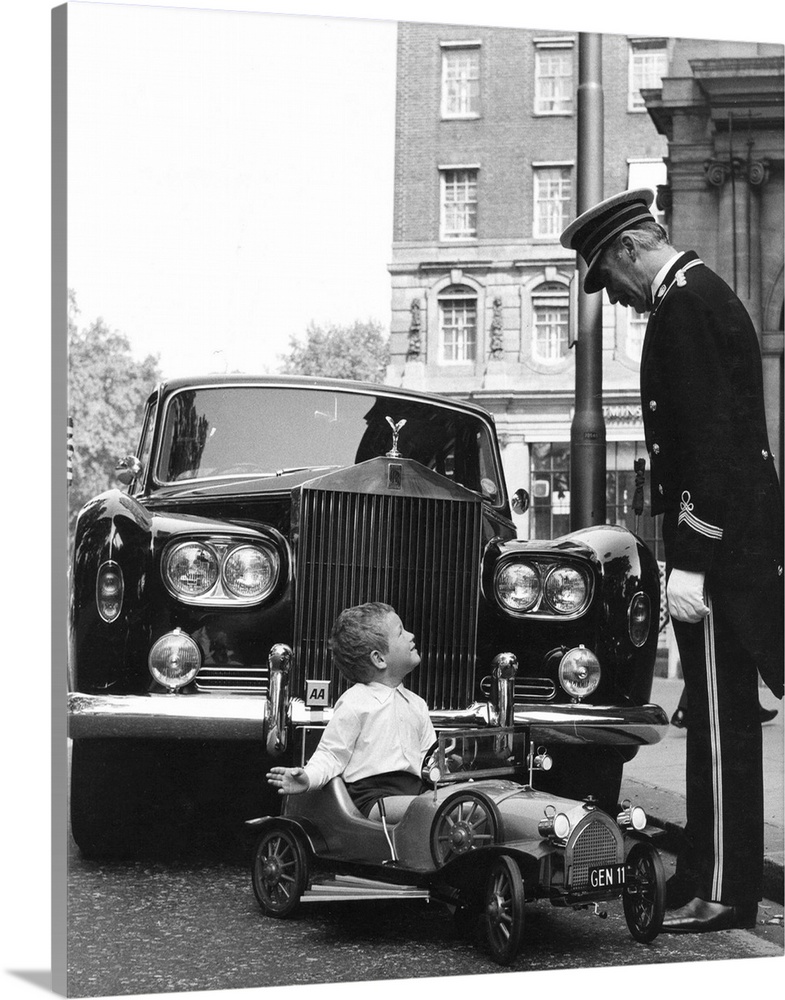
[662,897,758,933]
[760,706,778,724]
[670,707,687,728]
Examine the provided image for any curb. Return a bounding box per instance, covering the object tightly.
[643,814,784,905]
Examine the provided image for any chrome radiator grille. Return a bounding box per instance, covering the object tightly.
[195,663,269,693]
[566,815,622,890]
[292,484,482,710]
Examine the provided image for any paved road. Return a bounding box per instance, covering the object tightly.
[66,828,783,997]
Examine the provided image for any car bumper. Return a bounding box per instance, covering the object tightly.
[68,692,668,747]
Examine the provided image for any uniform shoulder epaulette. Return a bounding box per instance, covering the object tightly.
[652,258,703,315]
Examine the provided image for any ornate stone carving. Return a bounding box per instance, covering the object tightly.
[489,296,503,357]
[704,156,770,187]
[704,159,729,187]
[747,159,770,186]
[407,298,422,359]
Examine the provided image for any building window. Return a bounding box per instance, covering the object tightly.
[530,442,571,540]
[532,283,570,363]
[534,42,573,114]
[439,285,477,363]
[441,44,481,118]
[440,168,478,240]
[531,440,663,561]
[628,39,668,111]
[533,166,572,238]
[606,441,663,562]
[626,308,648,362]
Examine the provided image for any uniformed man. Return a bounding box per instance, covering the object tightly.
[560,189,783,933]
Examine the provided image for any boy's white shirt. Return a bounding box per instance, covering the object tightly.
[303,681,436,790]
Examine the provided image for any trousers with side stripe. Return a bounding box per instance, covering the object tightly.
[670,590,764,906]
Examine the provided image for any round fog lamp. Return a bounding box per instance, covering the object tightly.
[149,628,202,691]
[558,645,601,700]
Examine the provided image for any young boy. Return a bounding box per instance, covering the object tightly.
[266,602,435,822]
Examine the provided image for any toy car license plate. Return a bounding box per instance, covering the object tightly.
[587,863,626,890]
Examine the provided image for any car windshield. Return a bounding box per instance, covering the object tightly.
[154,385,502,500]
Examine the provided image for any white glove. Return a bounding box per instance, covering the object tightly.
[667,569,709,623]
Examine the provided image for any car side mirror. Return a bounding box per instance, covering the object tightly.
[116,455,143,486]
[511,488,530,514]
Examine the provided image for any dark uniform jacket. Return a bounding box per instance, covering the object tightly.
[640,251,784,698]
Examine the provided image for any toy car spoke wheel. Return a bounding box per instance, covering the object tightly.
[623,841,665,942]
[483,855,525,965]
[430,791,500,866]
[251,824,309,918]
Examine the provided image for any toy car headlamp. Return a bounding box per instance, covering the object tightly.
[148,628,202,691]
[539,805,571,840]
[558,645,601,699]
[617,800,647,831]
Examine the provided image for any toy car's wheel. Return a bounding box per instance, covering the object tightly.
[251,824,310,918]
[623,841,666,942]
[483,855,525,965]
[430,790,500,866]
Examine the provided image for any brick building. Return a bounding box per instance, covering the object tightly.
[387,21,784,559]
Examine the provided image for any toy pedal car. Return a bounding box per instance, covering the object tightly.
[247,728,665,965]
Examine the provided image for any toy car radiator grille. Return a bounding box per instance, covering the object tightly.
[565,815,623,890]
[292,486,482,710]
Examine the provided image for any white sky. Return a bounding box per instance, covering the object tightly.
[67,3,399,377]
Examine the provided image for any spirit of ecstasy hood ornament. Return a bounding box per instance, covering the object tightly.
[385,416,407,458]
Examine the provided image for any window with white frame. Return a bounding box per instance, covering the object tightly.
[532,283,570,363]
[628,39,668,111]
[439,286,477,363]
[533,166,572,238]
[441,168,478,240]
[441,44,481,118]
[534,41,573,114]
[626,308,648,362]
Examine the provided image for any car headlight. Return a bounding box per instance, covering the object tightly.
[162,537,281,605]
[148,628,202,690]
[544,565,589,615]
[495,562,540,613]
[558,645,601,700]
[164,541,220,597]
[223,544,277,599]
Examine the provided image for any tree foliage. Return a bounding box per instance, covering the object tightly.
[279,319,390,382]
[68,291,161,528]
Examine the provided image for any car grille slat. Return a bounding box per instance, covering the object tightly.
[293,485,482,711]
[195,664,269,693]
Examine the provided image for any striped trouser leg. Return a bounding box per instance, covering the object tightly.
[671,595,763,906]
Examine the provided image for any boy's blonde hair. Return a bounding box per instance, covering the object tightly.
[328,602,396,683]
